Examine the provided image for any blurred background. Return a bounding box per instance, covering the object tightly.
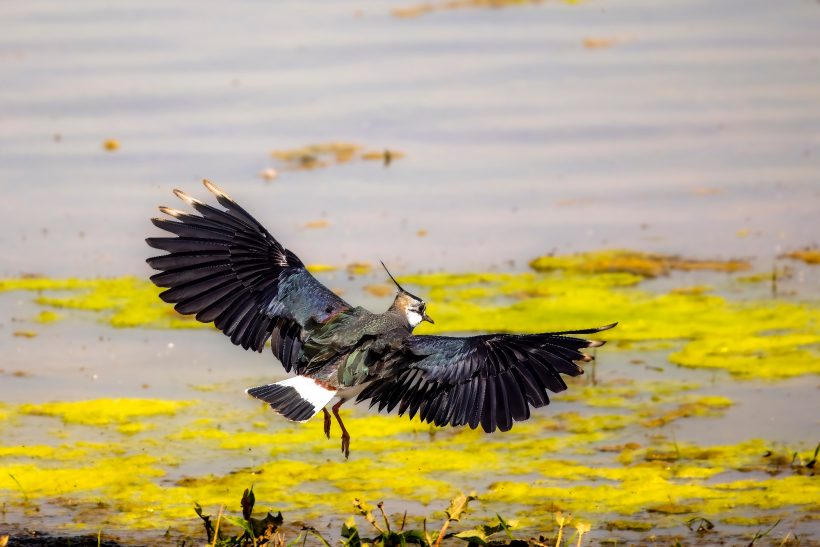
[1,0,818,545]
[2,0,818,278]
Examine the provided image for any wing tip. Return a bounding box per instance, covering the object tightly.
[173,188,201,205]
[158,205,184,218]
[203,179,231,200]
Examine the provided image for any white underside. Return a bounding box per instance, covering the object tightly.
[276,376,337,414]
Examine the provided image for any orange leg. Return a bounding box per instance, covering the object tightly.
[322,407,332,439]
[332,400,351,459]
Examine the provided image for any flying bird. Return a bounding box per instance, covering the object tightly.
[146,181,616,457]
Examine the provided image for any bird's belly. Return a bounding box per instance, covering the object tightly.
[336,381,373,402]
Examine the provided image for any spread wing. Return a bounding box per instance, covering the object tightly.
[357,324,616,433]
[146,180,350,371]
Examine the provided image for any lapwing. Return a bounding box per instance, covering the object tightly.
[146,181,616,457]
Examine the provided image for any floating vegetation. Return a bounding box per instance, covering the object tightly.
[1,391,817,539]
[782,247,820,265]
[19,398,194,428]
[399,268,819,380]
[582,37,621,49]
[360,149,405,166]
[391,0,578,19]
[1,247,817,380]
[270,142,404,171]
[35,310,61,324]
[1,250,817,541]
[303,219,330,229]
[347,262,374,276]
[306,264,338,273]
[0,276,206,330]
[102,139,119,151]
[363,284,394,298]
[529,249,750,278]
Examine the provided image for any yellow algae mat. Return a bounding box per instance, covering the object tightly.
[1,250,818,542]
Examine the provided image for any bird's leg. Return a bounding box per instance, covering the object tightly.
[322,407,332,439]
[332,399,351,459]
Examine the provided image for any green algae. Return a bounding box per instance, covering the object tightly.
[1,395,816,535]
[638,395,733,428]
[3,247,816,380]
[35,310,61,324]
[783,248,820,265]
[669,334,820,379]
[19,398,195,427]
[270,143,405,171]
[399,269,820,380]
[529,249,751,278]
[392,0,582,19]
[737,272,775,284]
[484,471,819,518]
[306,263,338,273]
[605,519,653,531]
[1,276,207,329]
[1,254,818,536]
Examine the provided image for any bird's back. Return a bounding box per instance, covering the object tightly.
[299,308,411,388]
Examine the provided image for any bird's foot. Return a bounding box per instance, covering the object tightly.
[341,432,350,459]
[322,408,331,439]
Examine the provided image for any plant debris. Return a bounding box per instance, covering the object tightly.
[270,143,405,171]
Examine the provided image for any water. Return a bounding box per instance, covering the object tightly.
[1,0,818,278]
[1,0,819,544]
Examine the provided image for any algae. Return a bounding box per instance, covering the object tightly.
[782,248,820,265]
[363,284,394,297]
[35,310,62,324]
[529,249,750,278]
[1,276,207,330]
[347,262,373,276]
[1,395,817,535]
[2,257,818,381]
[398,267,820,380]
[1,250,818,536]
[306,264,337,273]
[392,0,580,19]
[270,143,405,171]
[19,398,194,427]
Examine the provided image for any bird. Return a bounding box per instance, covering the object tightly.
[146,180,616,458]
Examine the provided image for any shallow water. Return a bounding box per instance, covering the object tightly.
[1,0,819,545]
[1,0,819,278]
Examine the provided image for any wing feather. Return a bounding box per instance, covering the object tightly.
[357,324,615,433]
[147,181,350,365]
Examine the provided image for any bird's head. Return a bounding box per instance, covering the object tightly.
[381,261,434,328]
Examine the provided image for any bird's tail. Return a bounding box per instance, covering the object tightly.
[246,376,337,422]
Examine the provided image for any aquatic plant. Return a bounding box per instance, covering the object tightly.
[270,143,404,171]
[3,248,816,380]
[196,490,561,547]
[528,249,750,277]
[782,248,820,265]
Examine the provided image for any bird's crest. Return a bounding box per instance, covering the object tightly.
[380,261,422,302]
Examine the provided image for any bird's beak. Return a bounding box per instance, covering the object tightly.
[422,313,434,324]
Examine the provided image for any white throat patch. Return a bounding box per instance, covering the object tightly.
[406,309,423,328]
